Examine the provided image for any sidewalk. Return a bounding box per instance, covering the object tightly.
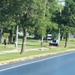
[0,50,20,54]
[0,46,52,54]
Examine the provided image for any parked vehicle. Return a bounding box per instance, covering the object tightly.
[46,34,52,40]
[49,39,59,46]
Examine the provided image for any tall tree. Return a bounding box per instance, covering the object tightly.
[0,0,24,43]
[20,0,40,54]
[62,0,75,47]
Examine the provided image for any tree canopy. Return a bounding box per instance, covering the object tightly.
[0,0,75,53]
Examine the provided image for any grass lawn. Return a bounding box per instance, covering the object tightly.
[0,38,49,51]
[0,44,15,51]
[0,47,67,61]
[0,38,75,61]
[0,45,75,61]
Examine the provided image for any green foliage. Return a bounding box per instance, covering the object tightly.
[28,27,35,35]
[3,33,9,37]
[1,0,73,50]
[0,0,60,38]
[34,0,59,38]
[62,0,75,27]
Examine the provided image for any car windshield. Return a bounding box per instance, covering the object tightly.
[52,40,56,42]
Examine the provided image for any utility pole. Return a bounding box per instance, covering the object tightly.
[58,28,60,44]
[15,25,18,48]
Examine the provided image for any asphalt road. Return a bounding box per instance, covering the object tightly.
[0,51,75,75]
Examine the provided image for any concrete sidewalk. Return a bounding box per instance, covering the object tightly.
[0,50,20,54]
[0,47,51,54]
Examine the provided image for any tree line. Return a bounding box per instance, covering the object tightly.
[0,0,75,54]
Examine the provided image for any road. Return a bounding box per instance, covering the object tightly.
[0,51,75,75]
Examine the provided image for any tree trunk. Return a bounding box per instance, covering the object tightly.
[20,28,27,54]
[60,34,63,40]
[0,29,3,44]
[64,32,69,47]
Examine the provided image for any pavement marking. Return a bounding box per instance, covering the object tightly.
[0,51,75,72]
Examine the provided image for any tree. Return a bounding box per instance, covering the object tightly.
[20,0,59,52]
[20,0,41,54]
[33,0,59,46]
[34,19,46,46]
[62,0,75,47]
[0,0,39,53]
[34,0,47,46]
[0,0,23,43]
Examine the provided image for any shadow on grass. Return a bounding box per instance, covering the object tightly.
[18,44,39,47]
[26,44,39,46]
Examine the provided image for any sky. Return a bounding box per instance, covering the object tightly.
[58,0,65,6]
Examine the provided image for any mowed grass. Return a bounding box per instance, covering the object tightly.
[0,45,74,61]
[0,38,75,61]
[0,48,66,61]
[0,38,49,51]
[0,44,15,51]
